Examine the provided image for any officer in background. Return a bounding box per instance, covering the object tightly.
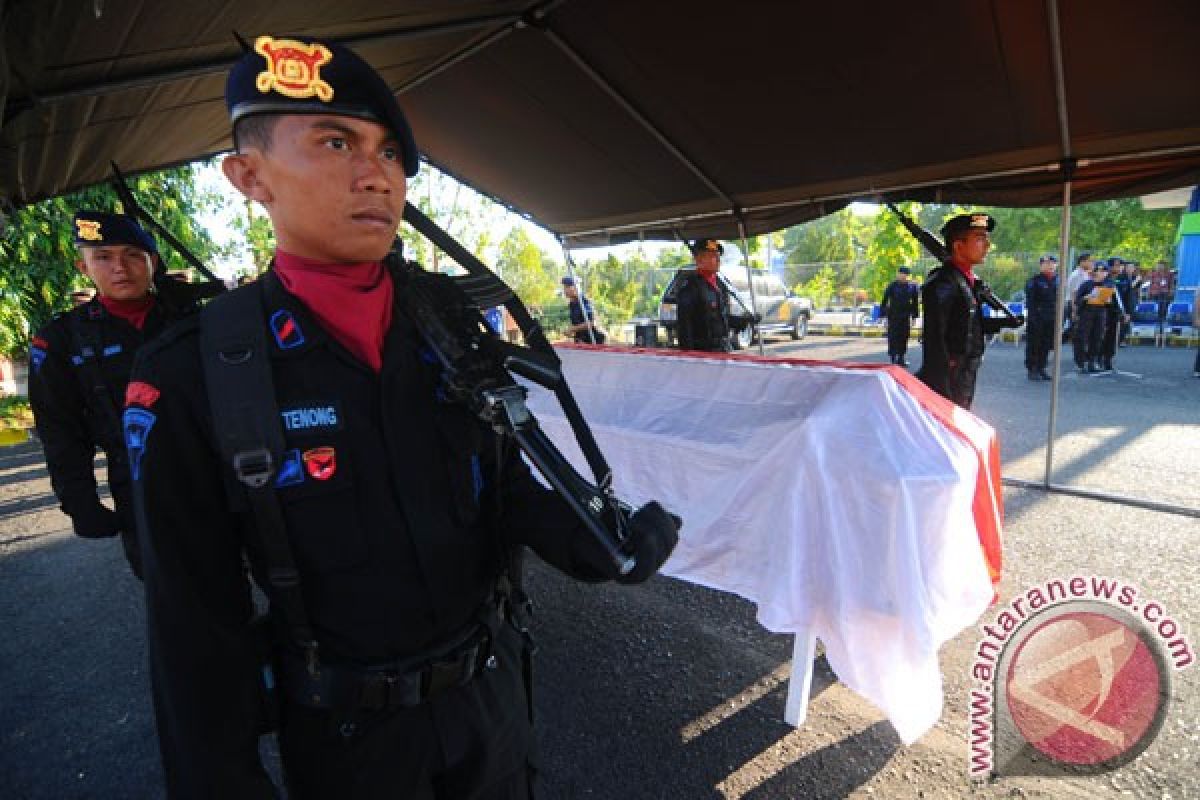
[561,275,605,344]
[1110,257,1135,347]
[1023,254,1058,381]
[916,213,1021,409]
[1075,260,1128,373]
[879,265,919,366]
[675,238,734,352]
[28,212,177,578]
[129,36,679,799]
[1065,253,1094,370]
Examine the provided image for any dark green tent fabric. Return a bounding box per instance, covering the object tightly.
[3,0,1199,242]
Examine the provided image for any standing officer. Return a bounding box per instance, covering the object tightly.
[561,275,605,344]
[1065,253,1094,371]
[879,265,919,366]
[1023,255,1058,381]
[675,238,734,352]
[128,35,678,799]
[28,211,176,578]
[1075,260,1127,373]
[915,213,1021,409]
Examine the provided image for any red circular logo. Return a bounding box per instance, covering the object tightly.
[1004,609,1164,766]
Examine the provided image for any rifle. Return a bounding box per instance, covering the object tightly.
[402,203,644,575]
[110,164,226,311]
[884,202,1024,325]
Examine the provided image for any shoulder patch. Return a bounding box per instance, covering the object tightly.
[123,407,157,481]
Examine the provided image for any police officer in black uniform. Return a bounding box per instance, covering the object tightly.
[129,36,679,799]
[880,265,919,366]
[1075,260,1127,373]
[1023,254,1058,381]
[561,275,605,344]
[675,238,734,352]
[916,213,1022,409]
[28,211,178,578]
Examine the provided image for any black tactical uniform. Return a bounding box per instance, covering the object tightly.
[28,224,178,578]
[880,273,919,365]
[1023,267,1058,379]
[916,265,1007,409]
[130,266,673,798]
[1075,273,1123,372]
[675,271,732,352]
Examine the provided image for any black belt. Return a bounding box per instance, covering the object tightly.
[281,623,495,711]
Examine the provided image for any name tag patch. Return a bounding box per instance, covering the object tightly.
[280,403,342,433]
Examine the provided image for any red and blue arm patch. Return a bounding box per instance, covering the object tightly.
[123,380,160,481]
[270,310,305,350]
[29,335,49,374]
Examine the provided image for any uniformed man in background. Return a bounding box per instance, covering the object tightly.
[675,237,734,352]
[129,35,679,799]
[28,211,176,577]
[916,213,1021,409]
[1023,254,1058,381]
[880,265,919,366]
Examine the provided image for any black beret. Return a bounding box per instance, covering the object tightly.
[561,275,576,286]
[1107,256,1124,267]
[687,238,724,255]
[1039,254,1058,263]
[897,265,911,274]
[73,211,157,254]
[227,35,419,177]
[939,213,995,240]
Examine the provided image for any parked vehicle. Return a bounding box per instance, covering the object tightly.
[658,265,812,348]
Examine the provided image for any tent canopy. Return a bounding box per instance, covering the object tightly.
[3,0,1199,244]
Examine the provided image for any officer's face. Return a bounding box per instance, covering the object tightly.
[1040,260,1056,277]
[695,251,720,274]
[224,114,406,264]
[954,230,990,265]
[76,245,155,301]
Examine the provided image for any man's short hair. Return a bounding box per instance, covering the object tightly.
[233,114,279,153]
[1076,253,1092,266]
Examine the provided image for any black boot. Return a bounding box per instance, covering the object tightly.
[1087,361,1099,373]
[1038,370,1052,380]
[1027,370,1040,381]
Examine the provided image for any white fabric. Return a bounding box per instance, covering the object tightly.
[524,347,996,743]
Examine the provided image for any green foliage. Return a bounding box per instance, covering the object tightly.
[0,396,32,428]
[495,226,557,312]
[0,163,226,356]
[230,203,276,276]
[797,265,838,308]
[864,202,922,302]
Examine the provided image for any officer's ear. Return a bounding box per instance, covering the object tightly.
[222,152,273,205]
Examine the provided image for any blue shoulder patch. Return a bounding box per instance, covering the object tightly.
[30,347,47,374]
[123,407,157,482]
[273,449,305,488]
[103,343,123,357]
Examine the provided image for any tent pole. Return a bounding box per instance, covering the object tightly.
[559,238,597,345]
[737,216,766,356]
[1043,0,1073,487]
[1045,177,1072,486]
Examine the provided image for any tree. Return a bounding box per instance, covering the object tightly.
[495,226,557,312]
[865,202,923,302]
[0,163,227,357]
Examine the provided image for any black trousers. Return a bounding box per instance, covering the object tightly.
[886,319,911,360]
[1024,315,1054,371]
[279,624,535,800]
[1070,313,1087,367]
[1101,313,1119,361]
[1079,310,1107,363]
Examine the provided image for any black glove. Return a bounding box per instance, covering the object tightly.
[1003,314,1026,329]
[615,501,681,585]
[70,502,120,539]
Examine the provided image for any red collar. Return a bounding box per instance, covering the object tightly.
[273,250,394,372]
[949,258,976,287]
[98,294,155,330]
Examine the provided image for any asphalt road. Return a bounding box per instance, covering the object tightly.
[1,336,1196,799]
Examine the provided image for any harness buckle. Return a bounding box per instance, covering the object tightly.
[233,448,274,489]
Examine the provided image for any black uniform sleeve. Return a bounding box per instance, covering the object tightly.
[131,336,278,799]
[919,280,954,398]
[675,276,698,350]
[880,284,892,318]
[28,322,116,534]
